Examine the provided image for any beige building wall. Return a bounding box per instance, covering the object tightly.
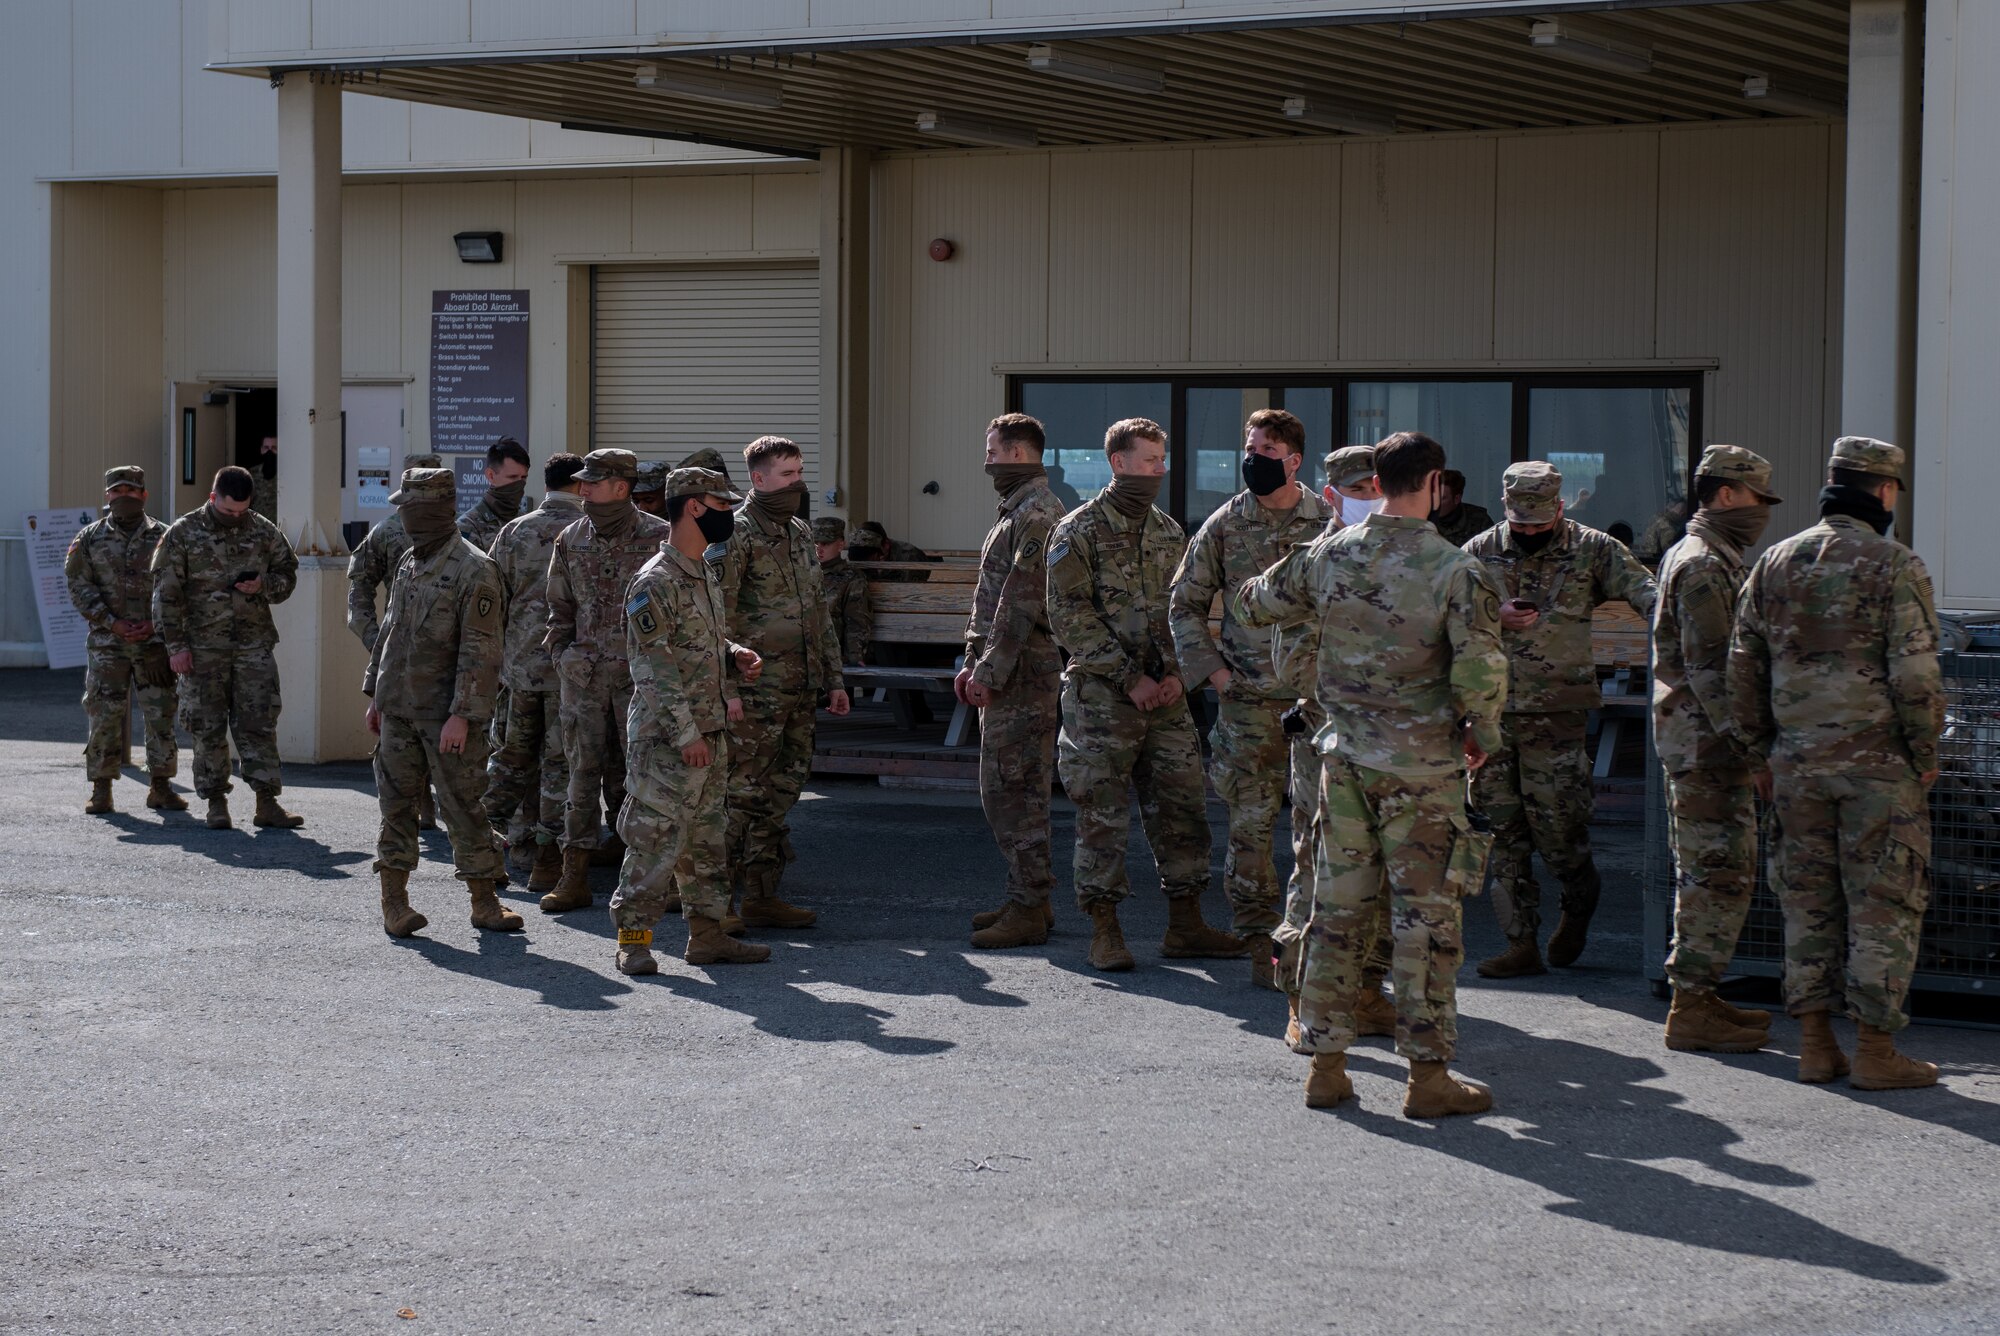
[870,121,1846,553]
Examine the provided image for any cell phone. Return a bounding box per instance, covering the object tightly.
[1504,598,1534,612]
[234,570,258,585]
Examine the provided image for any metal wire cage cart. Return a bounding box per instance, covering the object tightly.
[1643,650,2000,998]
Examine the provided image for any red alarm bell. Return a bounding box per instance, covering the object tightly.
[928,238,956,262]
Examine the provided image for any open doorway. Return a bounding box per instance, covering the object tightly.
[231,388,278,520]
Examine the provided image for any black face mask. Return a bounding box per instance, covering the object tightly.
[1241,452,1289,498]
[486,478,526,521]
[1512,528,1556,555]
[694,505,736,545]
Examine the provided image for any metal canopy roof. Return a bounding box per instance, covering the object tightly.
[256,1,1848,159]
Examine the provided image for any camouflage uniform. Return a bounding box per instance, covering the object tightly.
[631,460,669,517]
[717,492,845,903]
[1461,465,1656,949]
[1729,438,1943,1032]
[345,453,442,652]
[1235,513,1508,1061]
[853,522,935,582]
[1170,483,1331,936]
[151,502,300,799]
[1045,492,1210,908]
[813,516,873,666]
[1652,446,1781,995]
[966,472,1070,912]
[544,458,669,852]
[1430,502,1495,549]
[457,488,527,553]
[64,479,178,782]
[609,477,755,936]
[483,490,584,836]
[363,473,506,883]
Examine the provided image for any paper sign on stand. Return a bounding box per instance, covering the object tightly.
[22,508,94,670]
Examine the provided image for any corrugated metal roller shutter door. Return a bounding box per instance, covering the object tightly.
[591,264,820,481]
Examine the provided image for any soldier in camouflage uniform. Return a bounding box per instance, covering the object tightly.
[1046,417,1245,971]
[151,465,303,831]
[1170,408,1331,985]
[1428,469,1496,549]
[680,447,732,480]
[1652,445,1783,1054]
[482,452,586,894]
[541,449,670,914]
[813,517,873,666]
[718,436,851,927]
[1729,436,1945,1090]
[959,413,1070,950]
[1463,461,1656,977]
[455,437,532,551]
[631,460,669,518]
[1235,430,1508,1118]
[609,467,771,973]
[345,453,444,651]
[363,469,517,938]
[65,466,182,816]
[849,520,936,582]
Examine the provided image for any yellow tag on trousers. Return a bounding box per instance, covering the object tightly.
[616,928,653,947]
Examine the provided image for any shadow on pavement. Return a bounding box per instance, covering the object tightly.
[391,930,634,1012]
[101,811,370,880]
[1334,1016,1950,1286]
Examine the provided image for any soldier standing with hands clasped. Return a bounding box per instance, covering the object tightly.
[151,464,303,831]
[1652,445,1783,1053]
[608,467,770,973]
[1729,436,1945,1089]
[364,469,516,938]
[1046,417,1245,971]
[959,413,1070,950]
[66,465,182,816]
[1234,430,1507,1117]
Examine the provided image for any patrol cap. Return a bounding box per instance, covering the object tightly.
[854,521,889,544]
[388,467,456,506]
[575,448,639,483]
[664,466,743,503]
[402,452,443,470]
[1324,445,1377,488]
[631,460,669,495]
[1696,444,1782,503]
[1503,460,1564,525]
[680,447,731,478]
[104,465,146,489]
[1829,435,1905,482]
[811,517,847,544]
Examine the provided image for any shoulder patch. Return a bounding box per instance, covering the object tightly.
[629,590,667,645]
[1047,538,1069,567]
[1018,535,1043,565]
[476,591,495,620]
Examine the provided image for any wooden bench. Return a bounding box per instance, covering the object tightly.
[846,558,978,744]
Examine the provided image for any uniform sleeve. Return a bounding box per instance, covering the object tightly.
[362,557,402,698]
[1593,530,1657,615]
[810,553,847,694]
[542,535,578,659]
[972,509,1055,689]
[1725,560,1777,761]
[450,566,505,722]
[346,529,387,650]
[1888,553,1945,774]
[64,532,113,629]
[257,526,299,606]
[717,530,749,623]
[1673,561,1746,760]
[627,582,700,749]
[150,528,190,659]
[1045,523,1139,689]
[1168,516,1228,689]
[844,577,874,668]
[1447,562,1509,757]
[1231,537,1320,632]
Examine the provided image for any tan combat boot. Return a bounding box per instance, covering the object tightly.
[145,776,188,811]
[526,840,564,894]
[1796,1010,1850,1084]
[85,779,114,815]
[1086,903,1135,972]
[1545,912,1591,968]
[1247,934,1280,991]
[1476,939,1547,979]
[253,792,305,829]
[1664,990,1767,1053]
[1403,1060,1494,1119]
[1851,1023,1939,1091]
[540,848,593,914]
[686,914,772,965]
[379,868,427,938]
[741,870,818,930]
[1354,984,1398,1039]
[972,900,1055,932]
[1161,896,1250,959]
[415,784,437,831]
[614,919,659,976]
[205,795,233,830]
[970,900,1050,950]
[1711,995,1773,1030]
[468,879,524,932]
[1284,994,1302,1049]
[1304,1052,1353,1109]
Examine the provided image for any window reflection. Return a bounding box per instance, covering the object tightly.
[1018,381,1170,514]
[1528,386,1691,553]
[1347,381,1512,520]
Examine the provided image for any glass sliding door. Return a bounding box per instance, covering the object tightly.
[1346,380,1513,520]
[1017,380,1170,514]
[1526,384,1692,552]
[1184,386,1273,527]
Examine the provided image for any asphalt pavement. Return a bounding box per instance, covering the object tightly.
[4,667,1999,1335]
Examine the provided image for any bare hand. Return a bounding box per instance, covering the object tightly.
[734,648,763,683]
[682,736,713,767]
[953,667,974,705]
[726,697,744,723]
[169,650,194,675]
[965,679,993,708]
[827,689,851,717]
[1207,667,1232,695]
[439,714,470,755]
[365,702,381,735]
[1752,768,1774,804]
[1919,768,1941,789]
[112,618,147,642]
[1463,728,1489,772]
[233,576,263,596]
[1128,675,1162,711]
[1499,604,1540,632]
[1156,675,1185,707]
